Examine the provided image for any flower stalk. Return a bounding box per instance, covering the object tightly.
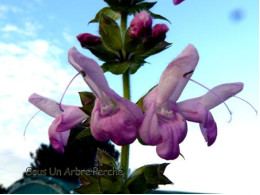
[120,12,130,181]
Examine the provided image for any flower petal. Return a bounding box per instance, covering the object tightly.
[28,93,62,118]
[199,111,217,146]
[173,0,185,5]
[156,112,187,160]
[200,82,244,110]
[49,116,70,153]
[139,102,162,145]
[56,106,87,132]
[91,99,139,145]
[68,47,112,100]
[178,101,217,146]
[157,44,199,105]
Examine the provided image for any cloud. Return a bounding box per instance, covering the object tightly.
[0,5,22,18]
[0,37,88,187]
[1,22,42,38]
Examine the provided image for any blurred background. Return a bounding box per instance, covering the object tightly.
[0,0,259,193]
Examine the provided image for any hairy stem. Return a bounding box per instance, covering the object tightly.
[120,12,130,181]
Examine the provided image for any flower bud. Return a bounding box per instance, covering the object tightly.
[152,24,169,41]
[130,11,152,38]
[173,0,185,5]
[77,33,102,47]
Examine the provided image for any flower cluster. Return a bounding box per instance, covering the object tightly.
[130,11,169,41]
[29,44,243,160]
[27,0,254,193]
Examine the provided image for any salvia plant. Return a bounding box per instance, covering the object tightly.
[26,0,257,193]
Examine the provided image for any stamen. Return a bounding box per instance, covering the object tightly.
[234,96,258,115]
[24,110,41,140]
[188,78,233,123]
[59,72,81,111]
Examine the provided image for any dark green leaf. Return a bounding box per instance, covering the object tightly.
[89,7,120,24]
[79,91,96,115]
[97,149,118,169]
[124,163,173,193]
[86,43,120,62]
[129,2,157,14]
[102,61,130,75]
[75,128,92,140]
[79,91,95,107]
[134,40,172,59]
[148,11,171,23]
[124,28,142,53]
[129,58,146,74]
[99,15,123,51]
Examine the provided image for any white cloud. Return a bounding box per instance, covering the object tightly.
[0,5,22,18]
[1,22,42,38]
[63,31,76,44]
[0,38,88,187]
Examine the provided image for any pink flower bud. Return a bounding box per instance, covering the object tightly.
[130,11,152,38]
[173,0,185,5]
[152,24,169,41]
[77,33,102,47]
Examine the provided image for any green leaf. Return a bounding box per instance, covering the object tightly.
[129,2,157,14]
[124,28,142,54]
[79,92,96,115]
[99,15,123,51]
[125,163,173,194]
[134,40,172,59]
[102,61,130,75]
[129,57,147,74]
[97,149,118,169]
[148,11,171,23]
[75,128,92,140]
[86,43,120,62]
[79,91,95,107]
[89,7,120,24]
[75,175,101,194]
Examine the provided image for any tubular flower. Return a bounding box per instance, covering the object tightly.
[68,47,143,145]
[177,82,243,146]
[139,44,243,160]
[173,0,185,5]
[29,93,87,153]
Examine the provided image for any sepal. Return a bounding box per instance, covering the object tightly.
[99,15,123,51]
[124,163,173,193]
[89,7,120,24]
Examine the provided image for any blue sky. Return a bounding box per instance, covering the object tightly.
[0,0,259,193]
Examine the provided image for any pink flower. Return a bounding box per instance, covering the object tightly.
[130,11,169,41]
[152,24,169,41]
[130,11,153,38]
[139,44,243,160]
[68,47,143,145]
[29,93,87,153]
[77,33,102,47]
[173,0,185,5]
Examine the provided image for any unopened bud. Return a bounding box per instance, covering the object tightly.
[130,11,152,39]
[77,33,102,47]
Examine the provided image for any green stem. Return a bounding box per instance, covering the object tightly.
[120,12,130,181]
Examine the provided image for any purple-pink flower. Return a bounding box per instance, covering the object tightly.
[130,11,168,40]
[77,33,102,47]
[29,93,87,153]
[130,11,153,38]
[68,47,143,145]
[139,44,243,160]
[152,24,169,41]
[173,0,185,5]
